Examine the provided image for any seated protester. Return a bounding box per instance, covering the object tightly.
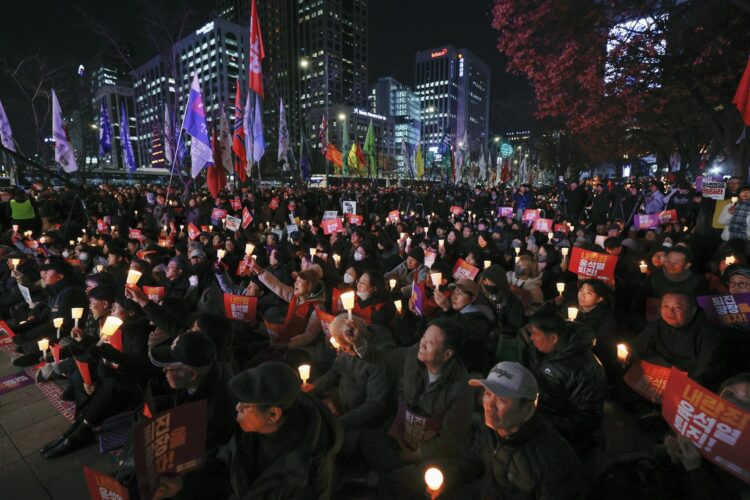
[376,232,401,272]
[724,265,750,376]
[106,244,130,286]
[643,246,708,299]
[124,284,193,341]
[574,279,621,386]
[521,308,607,455]
[352,240,382,274]
[480,264,525,337]
[164,256,191,299]
[432,278,494,374]
[507,254,544,315]
[41,293,150,458]
[631,291,727,391]
[155,362,342,500]
[663,373,750,500]
[347,270,396,328]
[246,259,325,353]
[384,247,430,298]
[302,314,394,456]
[117,333,236,496]
[12,259,87,367]
[346,317,473,494]
[437,362,586,499]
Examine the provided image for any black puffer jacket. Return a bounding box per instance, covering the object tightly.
[523,321,606,455]
[577,303,620,382]
[441,412,586,500]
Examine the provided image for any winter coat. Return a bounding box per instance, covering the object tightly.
[506,272,544,315]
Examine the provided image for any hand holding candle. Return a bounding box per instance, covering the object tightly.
[561,247,569,257]
[617,343,629,363]
[424,467,444,498]
[389,278,397,290]
[725,255,737,266]
[639,261,648,274]
[309,248,317,257]
[100,316,123,338]
[217,249,226,261]
[245,243,255,256]
[430,272,442,288]
[556,283,564,295]
[298,364,311,386]
[37,338,49,356]
[53,317,64,339]
[340,291,355,320]
[332,254,341,267]
[71,307,84,329]
[125,269,142,287]
[10,258,20,270]
[394,299,402,314]
[567,307,578,321]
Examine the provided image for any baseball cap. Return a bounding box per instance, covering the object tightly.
[228,362,300,409]
[449,279,480,297]
[469,361,539,401]
[150,333,216,368]
[188,248,207,259]
[725,264,750,280]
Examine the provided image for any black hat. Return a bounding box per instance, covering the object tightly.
[150,333,216,368]
[40,260,73,276]
[228,362,300,409]
[407,247,425,264]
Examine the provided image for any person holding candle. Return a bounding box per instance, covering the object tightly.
[346,270,396,328]
[521,308,607,455]
[506,254,545,315]
[575,280,621,386]
[156,362,341,500]
[384,247,430,299]
[432,362,585,499]
[302,314,394,458]
[105,244,130,286]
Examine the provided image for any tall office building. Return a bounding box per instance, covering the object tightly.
[132,18,247,169]
[217,0,369,174]
[415,45,490,161]
[370,77,420,176]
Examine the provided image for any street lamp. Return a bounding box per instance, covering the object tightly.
[338,113,346,121]
[493,136,500,143]
[299,58,309,69]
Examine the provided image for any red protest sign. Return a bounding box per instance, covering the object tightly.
[554,223,570,235]
[129,229,142,241]
[133,400,207,499]
[522,209,540,223]
[269,197,280,210]
[83,465,130,500]
[624,360,674,404]
[450,205,463,216]
[75,358,93,385]
[314,305,337,339]
[497,206,514,217]
[532,218,553,233]
[210,208,227,220]
[388,210,400,222]
[223,294,258,322]
[142,286,165,303]
[157,236,174,248]
[231,197,241,211]
[200,225,211,232]
[187,223,200,241]
[452,259,480,281]
[65,258,84,272]
[97,219,108,232]
[662,368,750,484]
[348,214,363,226]
[0,320,16,340]
[321,218,343,235]
[568,247,618,285]
[242,207,253,229]
[657,209,678,225]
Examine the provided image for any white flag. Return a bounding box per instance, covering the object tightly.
[478,145,486,183]
[163,104,173,165]
[51,90,78,173]
[278,98,289,166]
[219,112,233,173]
[252,93,265,164]
[0,99,16,152]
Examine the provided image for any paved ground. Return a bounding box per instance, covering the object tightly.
[0,347,118,500]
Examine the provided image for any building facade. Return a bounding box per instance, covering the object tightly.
[370,77,421,176]
[414,45,490,162]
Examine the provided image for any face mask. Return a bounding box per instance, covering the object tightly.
[354,252,364,262]
[357,291,371,301]
[537,254,547,263]
[343,274,355,284]
[514,266,527,278]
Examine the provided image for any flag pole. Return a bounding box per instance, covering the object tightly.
[167,97,191,194]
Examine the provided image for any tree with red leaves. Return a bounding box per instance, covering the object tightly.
[492,0,750,177]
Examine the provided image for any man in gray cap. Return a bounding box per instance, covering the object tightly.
[436,362,585,499]
[153,361,341,500]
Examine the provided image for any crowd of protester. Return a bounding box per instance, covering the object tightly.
[0,174,748,499]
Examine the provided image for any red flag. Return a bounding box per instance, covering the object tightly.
[232,81,247,182]
[355,142,367,171]
[249,0,265,98]
[733,56,750,126]
[326,144,343,168]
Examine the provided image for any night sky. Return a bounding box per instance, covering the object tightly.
[1,0,533,154]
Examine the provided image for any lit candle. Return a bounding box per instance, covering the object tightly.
[340,291,356,320]
[96,264,104,273]
[71,307,84,329]
[100,316,123,337]
[484,260,492,269]
[515,256,520,264]
[53,317,64,339]
[69,240,75,246]
[514,247,520,255]
[77,236,82,243]
[732,196,739,204]
[298,364,311,385]
[561,247,569,257]
[309,248,317,257]
[10,258,20,269]
[394,299,402,314]
[329,335,340,350]
[430,272,442,287]
[567,307,578,321]
[639,261,648,274]
[12,224,18,233]
[110,225,115,232]
[24,230,32,238]
[37,338,49,355]
[423,226,429,234]
[617,343,629,363]
[424,467,444,496]
[180,224,184,232]
[245,243,255,256]
[332,254,341,266]
[726,255,737,266]
[217,249,225,260]
[683,226,688,232]
[389,279,397,290]
[125,269,142,287]
[556,283,564,295]
[438,239,444,248]
[399,232,406,241]
[308,219,313,226]
[547,232,553,241]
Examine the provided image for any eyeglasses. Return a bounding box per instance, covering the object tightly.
[729,281,750,290]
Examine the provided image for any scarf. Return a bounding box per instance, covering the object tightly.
[729,200,750,240]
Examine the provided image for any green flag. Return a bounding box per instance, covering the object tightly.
[363,119,377,178]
